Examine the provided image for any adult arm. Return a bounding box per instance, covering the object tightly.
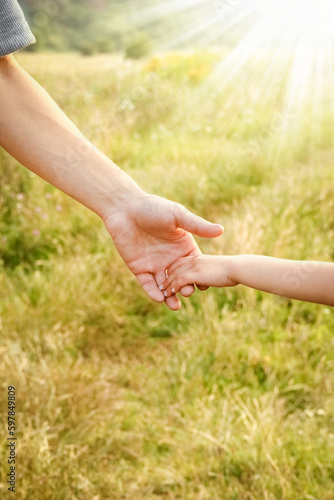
[0,55,223,310]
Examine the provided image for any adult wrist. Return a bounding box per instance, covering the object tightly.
[96,160,146,222]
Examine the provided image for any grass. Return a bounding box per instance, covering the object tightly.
[0,51,334,499]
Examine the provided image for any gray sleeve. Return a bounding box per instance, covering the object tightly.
[0,0,36,57]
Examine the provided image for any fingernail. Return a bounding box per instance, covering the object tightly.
[164,291,168,297]
[159,284,164,290]
[172,288,175,293]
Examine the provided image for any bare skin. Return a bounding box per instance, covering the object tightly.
[0,55,224,310]
[162,255,334,307]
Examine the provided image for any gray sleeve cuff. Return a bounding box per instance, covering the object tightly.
[0,0,36,57]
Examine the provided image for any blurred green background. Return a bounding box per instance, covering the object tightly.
[0,1,334,499]
[20,0,244,57]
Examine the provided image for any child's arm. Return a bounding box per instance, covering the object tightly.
[162,255,334,306]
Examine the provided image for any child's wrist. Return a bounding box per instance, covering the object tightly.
[228,256,241,286]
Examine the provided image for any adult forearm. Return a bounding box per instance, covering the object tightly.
[0,56,142,219]
[232,255,334,306]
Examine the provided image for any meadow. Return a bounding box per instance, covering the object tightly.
[0,51,334,499]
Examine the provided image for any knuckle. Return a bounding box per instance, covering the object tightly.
[178,274,186,284]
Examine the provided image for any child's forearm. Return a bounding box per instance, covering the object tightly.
[231,256,334,306]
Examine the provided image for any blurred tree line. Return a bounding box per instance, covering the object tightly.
[21,0,147,56]
[20,0,244,57]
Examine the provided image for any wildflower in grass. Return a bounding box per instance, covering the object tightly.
[56,204,62,211]
[42,213,49,220]
[35,206,42,213]
[32,229,40,237]
[45,193,52,199]
[16,192,25,200]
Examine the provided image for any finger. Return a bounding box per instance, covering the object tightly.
[155,270,167,289]
[165,294,181,311]
[162,266,185,291]
[155,270,184,308]
[155,269,178,300]
[136,273,165,303]
[197,285,209,291]
[175,205,224,239]
[163,260,195,290]
[179,284,195,297]
[163,270,195,297]
[167,257,192,277]
[168,274,197,296]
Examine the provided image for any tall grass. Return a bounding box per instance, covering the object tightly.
[0,52,333,499]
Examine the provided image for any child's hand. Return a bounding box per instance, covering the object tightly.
[161,255,237,297]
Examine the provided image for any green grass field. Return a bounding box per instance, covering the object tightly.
[1,52,334,500]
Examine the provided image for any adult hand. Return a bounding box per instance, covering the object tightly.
[0,56,222,310]
[103,193,224,310]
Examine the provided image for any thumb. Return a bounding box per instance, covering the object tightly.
[175,205,224,238]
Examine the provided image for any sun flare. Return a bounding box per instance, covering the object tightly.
[118,0,334,153]
[257,0,334,45]
[179,0,334,146]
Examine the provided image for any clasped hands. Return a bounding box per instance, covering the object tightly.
[103,191,224,311]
